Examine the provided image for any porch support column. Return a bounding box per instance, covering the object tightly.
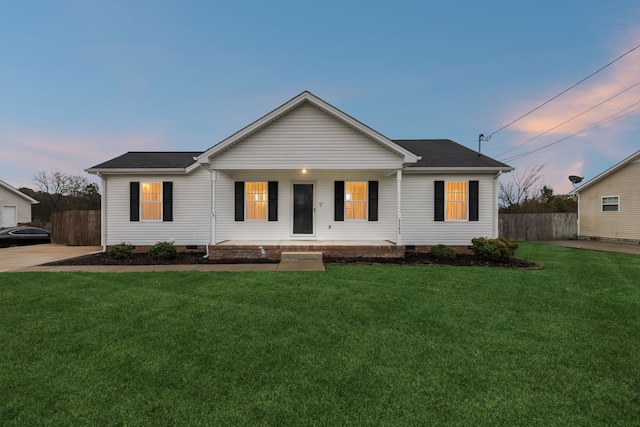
[396,169,402,246]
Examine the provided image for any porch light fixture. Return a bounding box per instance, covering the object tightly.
[302,169,307,174]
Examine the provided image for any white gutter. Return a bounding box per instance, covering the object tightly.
[403,166,515,173]
[86,168,187,175]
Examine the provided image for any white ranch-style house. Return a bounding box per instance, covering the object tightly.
[87,91,513,259]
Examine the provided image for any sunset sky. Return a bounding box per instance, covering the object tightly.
[1,0,639,195]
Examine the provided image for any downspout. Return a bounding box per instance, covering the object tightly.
[575,193,580,239]
[197,163,216,259]
[98,172,107,253]
[493,170,503,238]
[396,169,402,246]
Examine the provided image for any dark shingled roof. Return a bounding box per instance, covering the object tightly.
[393,139,511,169]
[89,152,202,170]
[89,141,510,171]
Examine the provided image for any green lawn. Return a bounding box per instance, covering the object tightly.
[1,243,639,426]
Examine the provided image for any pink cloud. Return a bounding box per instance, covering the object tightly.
[492,23,640,148]
[495,24,640,196]
[0,123,168,190]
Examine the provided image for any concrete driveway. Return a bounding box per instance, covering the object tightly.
[535,240,640,255]
[0,244,102,272]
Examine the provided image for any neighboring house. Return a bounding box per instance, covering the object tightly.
[0,179,39,228]
[86,91,513,258]
[571,149,640,243]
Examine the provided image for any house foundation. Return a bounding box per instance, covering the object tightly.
[208,240,405,261]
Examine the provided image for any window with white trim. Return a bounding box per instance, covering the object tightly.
[602,196,619,212]
[345,181,367,220]
[446,181,468,220]
[246,182,268,220]
[141,182,162,220]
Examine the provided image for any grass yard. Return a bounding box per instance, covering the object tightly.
[1,242,639,425]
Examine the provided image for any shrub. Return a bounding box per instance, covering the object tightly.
[430,244,456,261]
[471,237,519,263]
[108,243,134,260]
[148,241,177,260]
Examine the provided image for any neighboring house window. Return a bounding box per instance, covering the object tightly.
[235,181,278,221]
[602,196,619,212]
[129,181,173,222]
[246,182,268,220]
[435,180,479,222]
[334,181,378,222]
[446,181,468,220]
[345,181,367,220]
[141,182,162,220]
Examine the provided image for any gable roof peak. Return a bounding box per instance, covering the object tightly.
[572,148,640,193]
[0,179,39,204]
[196,91,419,164]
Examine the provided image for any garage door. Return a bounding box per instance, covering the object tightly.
[2,206,17,228]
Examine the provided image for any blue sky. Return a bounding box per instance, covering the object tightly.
[1,0,639,194]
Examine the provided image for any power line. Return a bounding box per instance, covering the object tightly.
[486,42,640,138]
[495,80,640,159]
[501,100,640,163]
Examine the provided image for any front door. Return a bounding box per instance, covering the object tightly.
[293,184,314,235]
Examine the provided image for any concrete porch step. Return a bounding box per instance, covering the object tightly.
[277,252,325,271]
[280,251,323,261]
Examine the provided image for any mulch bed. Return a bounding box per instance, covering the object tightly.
[45,251,542,269]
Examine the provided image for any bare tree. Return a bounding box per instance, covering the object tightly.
[33,170,89,213]
[499,164,545,212]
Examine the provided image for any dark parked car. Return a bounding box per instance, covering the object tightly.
[0,227,51,248]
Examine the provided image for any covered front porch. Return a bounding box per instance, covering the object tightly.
[208,240,404,260]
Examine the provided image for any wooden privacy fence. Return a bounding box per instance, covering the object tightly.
[499,213,577,241]
[51,210,101,246]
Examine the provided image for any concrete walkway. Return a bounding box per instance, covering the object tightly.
[534,240,640,255]
[0,244,325,273]
[0,244,102,273]
[16,261,325,273]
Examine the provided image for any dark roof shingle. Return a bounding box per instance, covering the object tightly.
[89,152,202,170]
[393,139,511,169]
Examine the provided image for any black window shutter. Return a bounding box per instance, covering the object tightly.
[268,181,278,221]
[234,182,244,221]
[434,181,445,221]
[368,181,378,221]
[130,182,140,222]
[334,181,345,221]
[162,181,173,222]
[469,180,479,221]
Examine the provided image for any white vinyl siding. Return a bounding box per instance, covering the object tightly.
[401,174,497,246]
[578,158,640,240]
[209,102,403,170]
[215,170,396,242]
[104,168,211,246]
[0,187,33,226]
